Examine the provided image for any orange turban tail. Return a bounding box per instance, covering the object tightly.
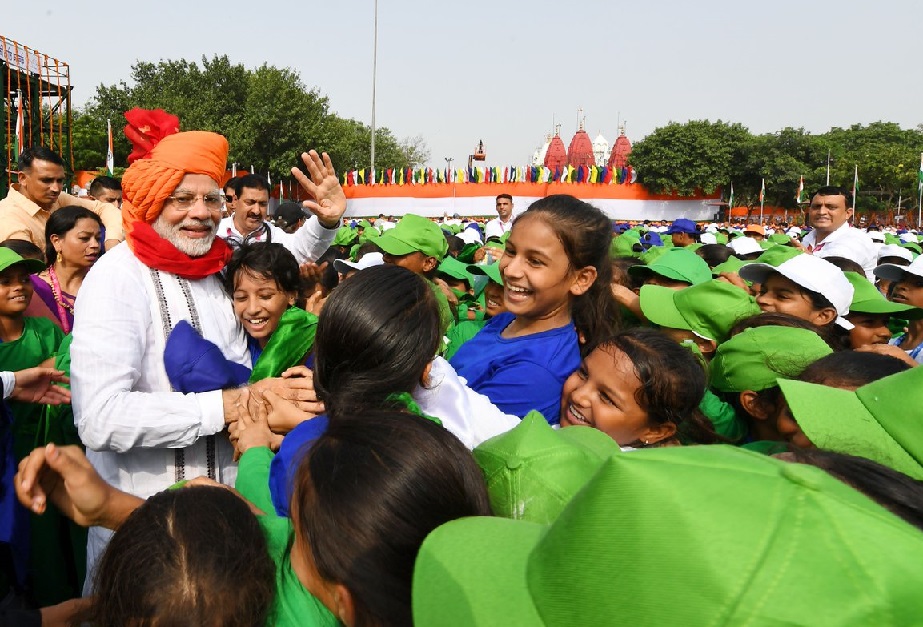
[121,131,229,237]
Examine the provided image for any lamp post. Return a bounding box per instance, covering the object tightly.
[446,157,455,214]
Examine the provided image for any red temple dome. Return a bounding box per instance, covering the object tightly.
[608,125,632,170]
[567,129,596,168]
[544,133,568,169]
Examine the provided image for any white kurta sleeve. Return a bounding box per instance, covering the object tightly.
[268,216,338,264]
[71,247,227,453]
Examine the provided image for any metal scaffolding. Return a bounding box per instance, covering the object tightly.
[1,35,72,196]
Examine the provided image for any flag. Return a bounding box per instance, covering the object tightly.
[106,119,114,175]
[267,171,272,187]
[231,163,237,178]
[795,176,804,204]
[917,153,922,195]
[14,91,23,163]
[728,182,735,209]
[759,178,765,205]
[250,165,255,174]
[852,165,859,209]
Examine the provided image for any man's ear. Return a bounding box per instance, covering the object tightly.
[422,256,438,273]
[569,266,599,296]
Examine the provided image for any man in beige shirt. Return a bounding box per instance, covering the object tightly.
[0,146,122,252]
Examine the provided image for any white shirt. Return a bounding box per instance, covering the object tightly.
[217,214,337,264]
[72,243,251,580]
[484,216,514,240]
[413,357,520,449]
[802,222,878,280]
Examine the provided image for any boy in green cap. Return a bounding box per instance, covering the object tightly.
[843,271,922,349]
[444,263,507,360]
[638,279,761,441]
[709,325,833,453]
[777,365,923,479]
[376,214,454,336]
[613,248,712,319]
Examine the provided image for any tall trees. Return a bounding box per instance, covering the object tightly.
[629,120,923,213]
[71,55,427,173]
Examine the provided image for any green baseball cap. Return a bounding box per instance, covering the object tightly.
[413,445,923,626]
[640,280,761,343]
[376,214,449,261]
[844,271,923,318]
[437,256,473,286]
[767,232,791,245]
[0,247,44,275]
[778,365,923,479]
[332,225,357,247]
[753,244,803,267]
[468,263,502,286]
[473,411,619,524]
[609,231,641,258]
[709,326,833,392]
[903,242,923,256]
[711,255,746,276]
[628,248,712,286]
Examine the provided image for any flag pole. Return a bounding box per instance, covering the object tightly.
[759,178,765,223]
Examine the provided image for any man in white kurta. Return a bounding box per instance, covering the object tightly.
[71,131,344,583]
[801,185,877,279]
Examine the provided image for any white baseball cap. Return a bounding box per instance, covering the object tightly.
[874,254,923,283]
[333,252,384,275]
[867,231,886,243]
[700,232,718,245]
[876,245,914,264]
[729,236,763,257]
[740,255,855,329]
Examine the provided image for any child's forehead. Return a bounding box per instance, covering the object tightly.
[765,272,807,293]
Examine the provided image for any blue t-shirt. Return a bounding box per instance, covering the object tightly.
[268,415,330,517]
[448,312,580,424]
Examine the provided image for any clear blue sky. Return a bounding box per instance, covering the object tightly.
[8,0,923,168]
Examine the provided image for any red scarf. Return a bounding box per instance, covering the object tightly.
[128,221,232,280]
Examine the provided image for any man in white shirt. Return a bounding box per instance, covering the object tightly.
[217,173,337,263]
[70,131,345,580]
[484,194,514,240]
[801,185,877,278]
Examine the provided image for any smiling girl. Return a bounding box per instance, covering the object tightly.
[559,327,718,447]
[449,195,619,424]
[875,256,923,362]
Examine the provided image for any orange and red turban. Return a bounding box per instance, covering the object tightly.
[121,130,228,236]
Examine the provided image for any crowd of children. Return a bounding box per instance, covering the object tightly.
[4,164,923,626]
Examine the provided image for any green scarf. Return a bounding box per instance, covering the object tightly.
[249,307,319,382]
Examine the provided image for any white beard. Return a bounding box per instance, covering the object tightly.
[151,214,217,257]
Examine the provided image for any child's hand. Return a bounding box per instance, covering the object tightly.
[259,388,317,434]
[231,393,275,457]
[15,444,140,529]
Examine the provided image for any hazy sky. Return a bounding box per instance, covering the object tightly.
[7,0,923,169]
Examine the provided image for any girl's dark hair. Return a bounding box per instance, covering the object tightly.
[79,486,275,627]
[784,448,923,531]
[44,205,103,266]
[729,312,846,351]
[294,411,492,627]
[696,243,734,268]
[822,255,866,276]
[610,255,641,290]
[223,242,302,298]
[717,385,783,425]
[592,327,719,445]
[519,195,620,352]
[798,351,910,388]
[314,264,441,418]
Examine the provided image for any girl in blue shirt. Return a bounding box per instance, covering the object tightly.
[449,195,619,424]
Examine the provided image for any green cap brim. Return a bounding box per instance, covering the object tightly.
[375,232,417,257]
[3,258,45,275]
[849,299,923,318]
[413,516,544,626]
[638,284,691,333]
[469,263,502,285]
[778,379,923,479]
[628,265,691,284]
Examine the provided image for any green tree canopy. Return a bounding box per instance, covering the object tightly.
[72,55,427,175]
